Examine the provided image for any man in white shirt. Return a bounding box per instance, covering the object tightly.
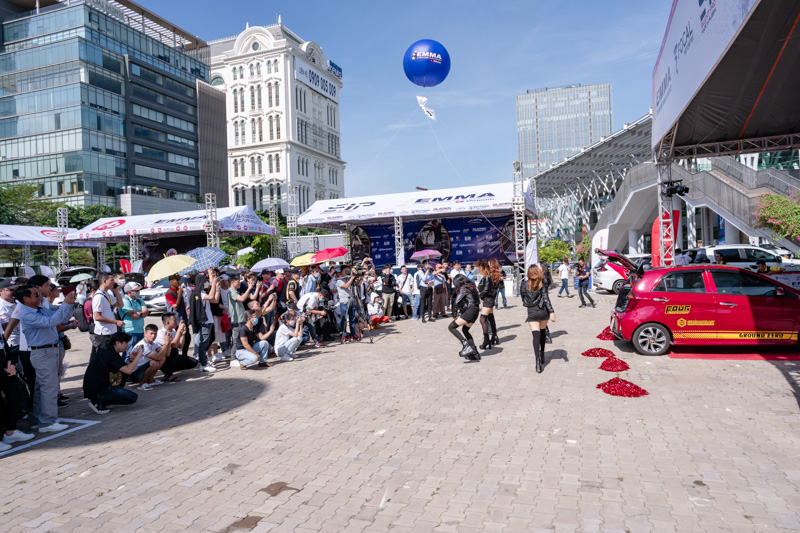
[92,272,124,357]
[129,324,170,390]
[556,259,572,298]
[675,249,691,266]
[395,265,414,320]
[296,291,327,348]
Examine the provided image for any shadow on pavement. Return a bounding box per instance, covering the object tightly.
[770,361,800,411]
[28,372,269,448]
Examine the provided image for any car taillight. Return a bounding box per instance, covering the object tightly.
[597,266,607,272]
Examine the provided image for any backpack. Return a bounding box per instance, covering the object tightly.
[74,305,90,333]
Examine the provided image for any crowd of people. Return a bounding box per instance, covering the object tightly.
[0,255,532,451]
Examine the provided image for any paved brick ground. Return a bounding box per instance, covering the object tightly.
[2,290,800,532]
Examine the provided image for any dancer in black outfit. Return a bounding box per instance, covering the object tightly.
[520,265,556,373]
[475,259,501,349]
[538,260,554,344]
[447,274,481,361]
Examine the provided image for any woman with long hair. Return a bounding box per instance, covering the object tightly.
[475,259,501,349]
[520,265,556,373]
[448,274,481,361]
[538,260,554,344]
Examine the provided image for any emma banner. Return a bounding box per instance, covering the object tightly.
[350,216,519,266]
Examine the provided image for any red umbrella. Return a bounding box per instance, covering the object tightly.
[312,247,349,263]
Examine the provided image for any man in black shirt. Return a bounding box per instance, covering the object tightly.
[576,259,596,308]
[380,264,397,321]
[82,331,141,415]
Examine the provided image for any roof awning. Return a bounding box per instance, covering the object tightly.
[297,182,535,229]
[0,225,98,248]
[67,206,275,243]
[653,0,800,157]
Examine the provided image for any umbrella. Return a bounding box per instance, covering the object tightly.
[290,252,317,267]
[237,246,255,257]
[69,273,93,283]
[251,257,290,272]
[179,247,227,274]
[312,247,349,263]
[410,249,442,260]
[146,255,196,282]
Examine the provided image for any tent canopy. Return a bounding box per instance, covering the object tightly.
[653,0,800,157]
[297,182,535,229]
[0,224,98,248]
[67,205,275,243]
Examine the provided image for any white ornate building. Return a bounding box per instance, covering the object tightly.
[208,19,344,214]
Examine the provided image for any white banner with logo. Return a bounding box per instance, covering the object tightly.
[0,224,97,248]
[295,57,339,103]
[67,206,275,242]
[297,182,535,227]
[651,0,759,147]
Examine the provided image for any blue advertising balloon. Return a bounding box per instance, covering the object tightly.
[403,39,451,88]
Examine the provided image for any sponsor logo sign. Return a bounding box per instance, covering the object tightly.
[665,305,691,314]
[677,318,715,327]
[295,57,339,102]
[92,219,126,231]
[411,50,442,64]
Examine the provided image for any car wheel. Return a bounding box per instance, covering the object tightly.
[612,280,624,294]
[632,323,671,356]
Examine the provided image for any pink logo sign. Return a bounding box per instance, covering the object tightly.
[92,220,126,231]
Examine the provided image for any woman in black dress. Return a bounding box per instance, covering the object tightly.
[475,259,501,349]
[538,260,554,344]
[521,264,556,373]
[447,274,481,361]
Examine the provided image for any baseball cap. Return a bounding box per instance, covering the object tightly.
[0,278,17,289]
[220,274,230,280]
[123,282,142,292]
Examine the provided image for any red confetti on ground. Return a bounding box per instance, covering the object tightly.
[599,357,630,372]
[582,347,615,358]
[597,326,616,341]
[596,377,649,397]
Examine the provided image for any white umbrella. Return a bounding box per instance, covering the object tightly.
[237,246,255,256]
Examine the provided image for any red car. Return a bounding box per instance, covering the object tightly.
[601,250,800,355]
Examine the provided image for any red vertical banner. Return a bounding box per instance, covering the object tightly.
[651,210,680,267]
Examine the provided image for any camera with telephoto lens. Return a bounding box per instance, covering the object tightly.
[352,265,365,277]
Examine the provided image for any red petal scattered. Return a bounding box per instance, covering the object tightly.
[582,347,615,358]
[597,326,616,341]
[596,377,649,397]
[600,357,630,372]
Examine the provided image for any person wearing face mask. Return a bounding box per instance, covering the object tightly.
[303,265,321,295]
[233,309,275,369]
[275,311,305,361]
[189,272,218,373]
[296,291,327,348]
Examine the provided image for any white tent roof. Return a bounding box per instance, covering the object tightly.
[66,206,275,243]
[0,225,98,248]
[298,182,535,228]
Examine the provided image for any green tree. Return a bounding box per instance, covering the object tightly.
[0,184,54,226]
[538,239,572,265]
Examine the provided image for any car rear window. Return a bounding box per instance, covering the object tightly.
[653,271,706,293]
[710,271,779,297]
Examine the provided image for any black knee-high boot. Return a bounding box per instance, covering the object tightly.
[545,325,552,344]
[449,321,470,358]
[479,315,491,349]
[488,314,500,345]
[539,328,547,367]
[532,329,542,373]
[462,326,479,360]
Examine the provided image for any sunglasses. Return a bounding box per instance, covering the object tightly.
[33,292,41,297]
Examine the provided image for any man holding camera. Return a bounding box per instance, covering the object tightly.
[92,272,124,358]
[296,291,327,348]
[379,264,397,322]
[336,267,358,342]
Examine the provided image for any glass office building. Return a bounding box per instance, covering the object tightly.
[516,83,613,179]
[0,0,210,207]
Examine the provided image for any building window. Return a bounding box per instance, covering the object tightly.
[250,87,255,110]
[233,160,238,177]
[269,116,274,140]
[211,76,224,86]
[249,64,254,77]
[276,118,280,139]
[251,119,256,143]
[268,155,274,173]
[232,68,237,81]
[258,118,263,142]
[257,156,262,175]
[240,158,245,175]
[234,122,239,145]
[239,90,244,112]
[252,188,256,207]
[239,66,243,79]
[257,85,262,108]
[304,159,309,176]
[275,82,279,106]
[274,60,278,72]
[233,89,238,113]
[256,62,261,75]
[251,158,256,175]
[276,154,280,172]
[295,86,298,109]
[268,83,273,107]
[297,157,301,174]
[267,61,272,74]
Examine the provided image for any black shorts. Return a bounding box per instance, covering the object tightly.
[525,306,549,322]
[459,307,480,324]
[481,297,495,309]
[129,363,148,384]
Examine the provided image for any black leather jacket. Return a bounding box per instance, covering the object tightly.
[453,284,480,317]
[380,272,397,294]
[478,277,498,300]
[520,282,554,313]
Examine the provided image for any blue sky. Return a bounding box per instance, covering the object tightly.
[144,0,672,196]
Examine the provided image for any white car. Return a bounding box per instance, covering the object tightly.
[690,245,800,270]
[140,279,170,314]
[593,254,649,294]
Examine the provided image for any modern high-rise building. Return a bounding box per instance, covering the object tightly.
[208,19,344,214]
[516,83,613,178]
[0,0,228,214]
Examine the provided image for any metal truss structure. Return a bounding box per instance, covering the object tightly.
[204,193,220,249]
[268,200,280,258]
[512,162,527,292]
[394,216,404,266]
[654,124,678,267]
[673,132,800,159]
[341,224,351,263]
[96,243,106,273]
[22,245,31,271]
[286,186,301,259]
[57,207,69,273]
[129,235,142,263]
